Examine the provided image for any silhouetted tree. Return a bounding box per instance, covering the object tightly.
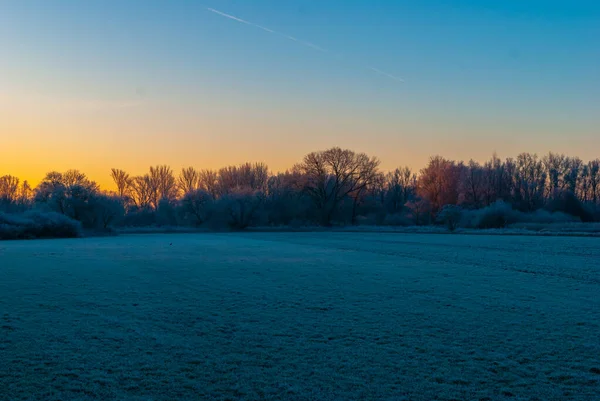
[294,147,380,225]
[385,167,415,214]
[459,160,485,207]
[587,160,600,204]
[513,153,546,211]
[217,162,269,195]
[130,175,154,209]
[218,187,264,229]
[91,194,125,229]
[0,175,20,203]
[178,167,200,195]
[110,168,131,199]
[149,165,178,207]
[181,189,213,226]
[199,169,219,199]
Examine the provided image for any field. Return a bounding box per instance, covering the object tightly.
[1,233,599,400]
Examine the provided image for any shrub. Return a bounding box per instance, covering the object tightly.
[460,200,579,229]
[120,207,157,227]
[461,200,513,229]
[213,188,264,229]
[546,191,594,222]
[90,194,125,229]
[156,198,178,226]
[405,199,431,225]
[180,189,213,226]
[437,204,462,231]
[0,211,82,240]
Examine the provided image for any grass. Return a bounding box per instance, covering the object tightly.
[1,233,599,400]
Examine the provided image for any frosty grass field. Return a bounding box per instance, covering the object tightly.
[1,232,599,401]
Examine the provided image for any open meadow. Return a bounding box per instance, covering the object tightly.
[1,233,599,400]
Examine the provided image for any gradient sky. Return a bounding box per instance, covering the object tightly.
[1,0,599,189]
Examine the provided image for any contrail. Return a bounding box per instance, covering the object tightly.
[207,8,275,34]
[207,7,403,83]
[283,35,327,53]
[369,67,405,83]
[207,8,327,53]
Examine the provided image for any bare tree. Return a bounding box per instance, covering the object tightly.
[92,194,125,229]
[217,162,269,195]
[418,156,462,213]
[294,147,380,225]
[513,153,546,211]
[19,180,32,206]
[63,170,97,191]
[130,175,154,209]
[385,167,415,213]
[588,159,600,204]
[405,198,431,225]
[459,160,485,207]
[199,169,219,199]
[482,153,510,206]
[0,175,20,203]
[220,187,264,229]
[148,165,177,208]
[34,170,99,214]
[178,167,200,195]
[543,152,566,198]
[181,189,213,226]
[110,168,131,199]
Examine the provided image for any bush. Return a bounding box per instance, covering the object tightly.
[461,200,513,229]
[180,189,213,226]
[546,191,594,222]
[120,207,157,227]
[586,204,600,222]
[437,204,462,231]
[213,188,264,230]
[460,200,579,229]
[405,199,432,225]
[0,211,82,240]
[90,194,125,229]
[156,198,178,226]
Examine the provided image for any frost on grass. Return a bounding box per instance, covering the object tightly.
[1,233,599,400]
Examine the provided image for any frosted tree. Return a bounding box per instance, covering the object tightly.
[294,147,380,225]
[110,168,131,199]
[178,167,200,195]
[417,156,462,213]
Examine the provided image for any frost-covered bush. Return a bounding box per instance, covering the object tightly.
[156,198,178,226]
[523,209,578,224]
[437,204,462,231]
[90,194,125,229]
[460,200,579,229]
[0,211,82,240]
[180,189,213,226]
[212,188,264,230]
[460,200,513,229]
[545,191,594,222]
[120,206,157,227]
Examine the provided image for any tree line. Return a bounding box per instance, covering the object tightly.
[1,147,600,233]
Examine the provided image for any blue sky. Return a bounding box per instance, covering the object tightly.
[1,0,598,187]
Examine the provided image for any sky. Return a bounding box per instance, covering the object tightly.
[1,0,599,189]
